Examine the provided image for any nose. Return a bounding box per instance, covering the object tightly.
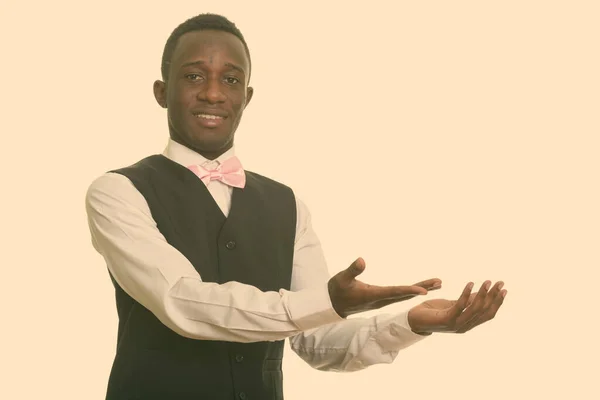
[198,78,226,104]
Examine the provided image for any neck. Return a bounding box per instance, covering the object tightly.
[169,136,233,161]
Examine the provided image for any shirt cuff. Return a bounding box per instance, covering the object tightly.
[285,282,343,331]
[375,311,430,352]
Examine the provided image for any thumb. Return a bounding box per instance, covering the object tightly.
[341,257,366,281]
[337,257,365,283]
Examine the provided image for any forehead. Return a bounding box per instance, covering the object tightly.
[171,30,249,70]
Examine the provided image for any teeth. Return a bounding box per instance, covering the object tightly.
[196,114,223,120]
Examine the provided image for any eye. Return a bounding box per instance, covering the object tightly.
[186,74,204,81]
[225,77,240,85]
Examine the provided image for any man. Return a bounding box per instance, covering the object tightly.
[85,13,507,400]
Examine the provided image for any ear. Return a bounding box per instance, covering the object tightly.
[245,86,254,108]
[153,80,168,108]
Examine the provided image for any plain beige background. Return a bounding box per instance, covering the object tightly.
[1,1,598,399]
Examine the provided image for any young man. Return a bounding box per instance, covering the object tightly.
[85,13,507,400]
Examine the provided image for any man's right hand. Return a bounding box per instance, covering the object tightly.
[328,257,442,318]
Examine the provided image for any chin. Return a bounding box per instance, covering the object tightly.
[190,133,232,151]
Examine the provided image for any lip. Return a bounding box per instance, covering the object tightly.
[192,110,227,128]
[191,109,228,118]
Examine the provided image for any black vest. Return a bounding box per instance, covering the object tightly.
[104,155,296,400]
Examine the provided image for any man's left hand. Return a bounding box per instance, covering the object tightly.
[407,280,507,335]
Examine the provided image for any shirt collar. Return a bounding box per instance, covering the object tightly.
[162,138,237,168]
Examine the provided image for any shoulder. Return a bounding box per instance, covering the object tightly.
[86,155,154,195]
[109,154,168,177]
[87,154,177,197]
[85,172,140,210]
[85,156,160,213]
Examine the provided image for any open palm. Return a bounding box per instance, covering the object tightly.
[328,258,442,318]
[408,280,507,334]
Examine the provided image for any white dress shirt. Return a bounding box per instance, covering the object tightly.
[85,138,428,372]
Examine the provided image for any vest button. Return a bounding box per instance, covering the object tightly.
[226,241,236,249]
[239,392,247,400]
[235,354,244,363]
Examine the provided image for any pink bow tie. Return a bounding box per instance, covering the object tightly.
[188,156,246,188]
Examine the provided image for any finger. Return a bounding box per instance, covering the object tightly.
[455,281,490,328]
[488,281,504,297]
[461,286,507,332]
[450,282,474,317]
[478,288,506,324]
[473,281,504,319]
[455,280,492,329]
[340,257,366,282]
[365,284,428,303]
[412,278,442,291]
[465,293,478,307]
[481,281,504,311]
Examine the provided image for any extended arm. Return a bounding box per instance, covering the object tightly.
[85,173,342,343]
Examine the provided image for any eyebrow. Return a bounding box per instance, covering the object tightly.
[180,60,246,75]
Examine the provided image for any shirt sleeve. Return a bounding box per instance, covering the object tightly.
[85,172,343,343]
[288,197,429,372]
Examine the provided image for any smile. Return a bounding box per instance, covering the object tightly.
[195,114,224,120]
[193,112,226,128]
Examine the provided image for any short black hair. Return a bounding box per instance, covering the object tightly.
[161,13,252,82]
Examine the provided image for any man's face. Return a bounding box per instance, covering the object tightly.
[154,30,253,159]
